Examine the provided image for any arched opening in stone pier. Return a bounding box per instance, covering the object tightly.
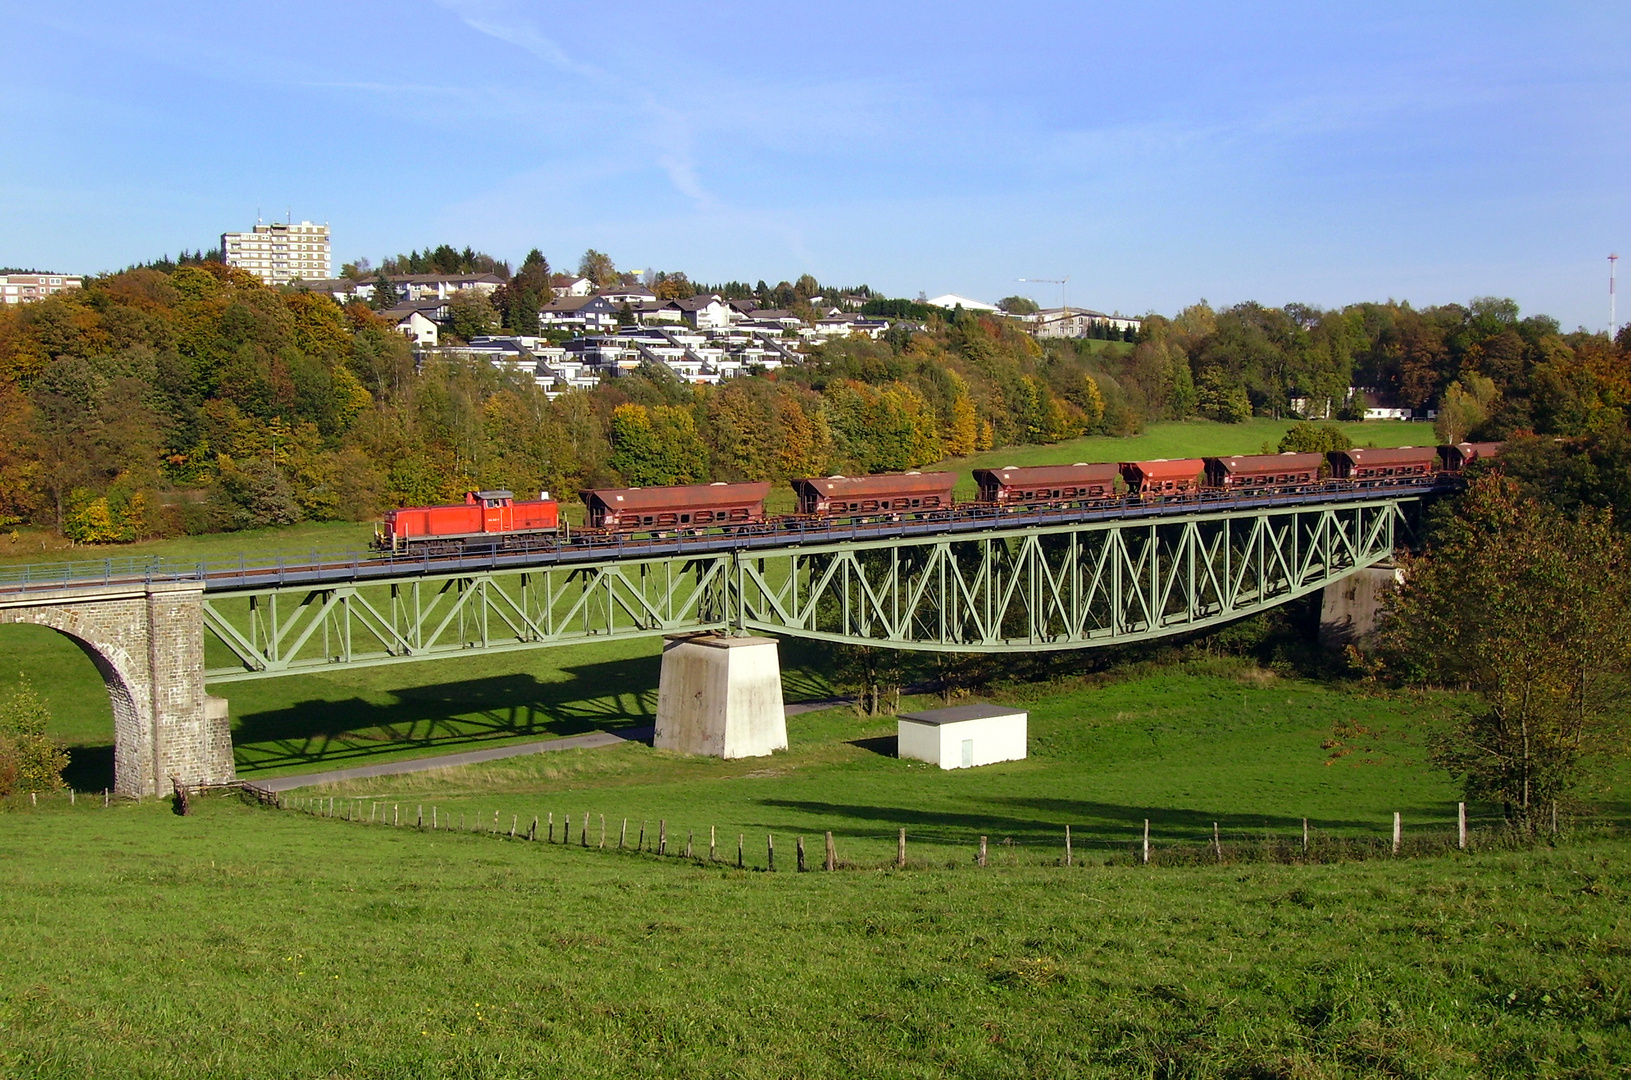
[0,585,233,797]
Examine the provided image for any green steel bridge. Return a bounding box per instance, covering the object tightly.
[176,487,1420,682]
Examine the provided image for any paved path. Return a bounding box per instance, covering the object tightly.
[243,697,855,793]
[246,727,653,792]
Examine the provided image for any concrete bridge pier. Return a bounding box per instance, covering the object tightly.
[655,633,788,759]
[1319,564,1404,651]
[0,581,235,797]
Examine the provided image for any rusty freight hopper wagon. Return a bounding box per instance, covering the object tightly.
[1202,452,1325,491]
[1437,441,1503,471]
[581,482,771,532]
[791,472,957,516]
[973,463,1121,505]
[1119,458,1205,496]
[1326,446,1439,483]
[376,490,559,552]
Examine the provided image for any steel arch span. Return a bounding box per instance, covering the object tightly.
[198,496,1414,680]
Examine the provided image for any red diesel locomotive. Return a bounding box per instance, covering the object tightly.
[376,489,560,553]
[374,443,1500,554]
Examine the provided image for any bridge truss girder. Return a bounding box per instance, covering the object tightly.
[735,499,1407,651]
[201,498,1412,681]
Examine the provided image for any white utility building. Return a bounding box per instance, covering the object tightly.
[897,704,1028,769]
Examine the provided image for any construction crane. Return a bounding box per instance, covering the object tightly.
[1018,276,1069,313]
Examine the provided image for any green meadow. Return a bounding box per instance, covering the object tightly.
[6,647,1630,1078]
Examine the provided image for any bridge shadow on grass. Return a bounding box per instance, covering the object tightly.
[232,655,660,776]
[755,797,1466,848]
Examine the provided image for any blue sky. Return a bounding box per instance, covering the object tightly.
[3,2,1627,330]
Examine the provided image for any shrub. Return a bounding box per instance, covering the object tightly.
[0,677,69,795]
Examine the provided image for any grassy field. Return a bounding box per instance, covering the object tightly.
[3,788,1628,1078]
[290,667,1481,860]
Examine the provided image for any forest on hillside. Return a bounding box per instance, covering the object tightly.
[0,260,1627,543]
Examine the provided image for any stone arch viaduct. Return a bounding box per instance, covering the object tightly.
[0,582,233,797]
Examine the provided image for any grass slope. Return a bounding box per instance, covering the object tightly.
[2,793,1627,1078]
[297,666,1629,864]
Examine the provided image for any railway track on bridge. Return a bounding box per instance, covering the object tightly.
[0,479,1448,598]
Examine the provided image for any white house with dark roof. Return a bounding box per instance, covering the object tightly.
[673,294,736,330]
[381,303,440,348]
[391,273,505,302]
[550,275,594,298]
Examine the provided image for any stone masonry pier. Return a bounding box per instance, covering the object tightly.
[0,581,233,797]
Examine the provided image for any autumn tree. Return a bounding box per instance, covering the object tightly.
[1433,374,1498,444]
[609,403,708,486]
[446,289,498,341]
[578,249,616,288]
[1276,421,1350,454]
[1378,476,1631,827]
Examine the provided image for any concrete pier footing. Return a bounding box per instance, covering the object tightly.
[1319,564,1403,651]
[655,634,788,759]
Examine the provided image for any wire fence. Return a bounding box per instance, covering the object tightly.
[258,790,1615,873]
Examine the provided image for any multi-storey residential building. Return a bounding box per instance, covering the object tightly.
[0,273,83,304]
[220,220,331,285]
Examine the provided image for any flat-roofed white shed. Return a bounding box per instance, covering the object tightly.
[896,704,1028,770]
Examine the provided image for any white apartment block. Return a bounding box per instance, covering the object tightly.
[221,220,331,285]
[1,273,83,304]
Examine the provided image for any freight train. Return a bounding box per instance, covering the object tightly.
[373,442,1501,554]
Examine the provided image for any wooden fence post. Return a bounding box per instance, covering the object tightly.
[767,833,775,872]
[978,835,987,868]
[418,805,424,828]
[619,817,628,849]
[1457,802,1467,850]
[70,789,75,806]
[1551,800,1558,836]
[825,831,837,871]
[394,804,399,827]
[1213,822,1222,864]
[564,813,571,845]
[659,819,667,856]
[898,828,907,869]
[710,825,717,862]
[103,788,109,808]
[738,833,745,869]
[583,812,591,848]
[600,814,606,849]
[509,815,517,839]
[685,830,694,860]
[529,816,538,842]
[1302,818,1309,857]
[796,836,806,872]
[1142,819,1150,865]
[1392,812,1402,855]
[493,810,500,834]
[638,820,646,851]
[548,812,554,843]
[1065,824,1072,867]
